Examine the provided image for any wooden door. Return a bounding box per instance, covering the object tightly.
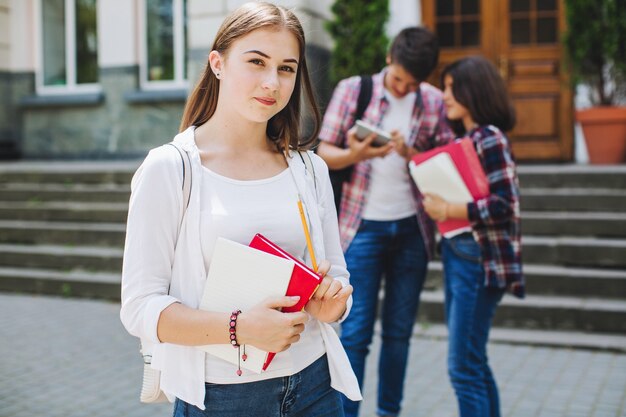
[422,0,573,161]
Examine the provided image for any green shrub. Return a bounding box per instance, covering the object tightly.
[564,0,626,105]
[325,0,389,86]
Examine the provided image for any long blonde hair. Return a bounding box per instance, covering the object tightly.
[179,2,320,152]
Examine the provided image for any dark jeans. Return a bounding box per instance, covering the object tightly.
[442,233,505,417]
[340,216,428,417]
[173,355,343,417]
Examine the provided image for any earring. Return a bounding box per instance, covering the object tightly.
[215,72,220,78]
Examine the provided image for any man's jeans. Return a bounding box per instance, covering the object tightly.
[442,233,505,417]
[340,216,428,417]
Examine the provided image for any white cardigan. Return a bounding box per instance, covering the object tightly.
[120,127,362,409]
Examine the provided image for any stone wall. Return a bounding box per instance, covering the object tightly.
[19,66,184,159]
[0,71,34,159]
[5,0,334,159]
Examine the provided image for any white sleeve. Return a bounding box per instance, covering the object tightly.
[119,146,183,343]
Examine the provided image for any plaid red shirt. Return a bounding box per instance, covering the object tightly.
[319,69,454,258]
[466,125,525,298]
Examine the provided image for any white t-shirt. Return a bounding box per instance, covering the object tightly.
[362,90,418,220]
[199,165,325,384]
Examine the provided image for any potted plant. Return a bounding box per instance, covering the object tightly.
[564,0,626,164]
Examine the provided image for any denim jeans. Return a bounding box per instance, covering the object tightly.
[172,355,343,417]
[442,233,505,417]
[340,216,428,417]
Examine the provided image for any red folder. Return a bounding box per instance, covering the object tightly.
[410,138,489,236]
[248,233,321,371]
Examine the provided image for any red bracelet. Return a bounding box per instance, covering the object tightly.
[228,309,246,376]
[229,310,241,347]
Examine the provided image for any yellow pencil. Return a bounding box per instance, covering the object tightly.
[297,199,318,272]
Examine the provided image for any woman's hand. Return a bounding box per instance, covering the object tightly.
[237,296,308,352]
[305,260,353,323]
[423,193,449,222]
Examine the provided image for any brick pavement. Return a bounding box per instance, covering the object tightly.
[1,293,624,417]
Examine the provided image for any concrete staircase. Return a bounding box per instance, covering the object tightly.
[419,165,626,337]
[0,162,625,344]
[0,161,135,300]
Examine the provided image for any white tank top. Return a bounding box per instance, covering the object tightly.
[199,165,324,383]
[362,90,418,220]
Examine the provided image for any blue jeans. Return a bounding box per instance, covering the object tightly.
[442,234,505,417]
[173,355,343,417]
[340,216,428,417]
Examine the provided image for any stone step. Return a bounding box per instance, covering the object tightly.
[3,264,624,334]
[0,183,130,202]
[434,236,626,269]
[0,201,129,223]
[518,164,626,189]
[417,290,626,334]
[0,241,622,300]
[522,236,626,268]
[0,266,120,300]
[425,262,626,299]
[0,220,125,247]
[0,244,123,272]
[0,160,138,184]
[6,205,624,239]
[410,324,626,353]
[0,220,624,269]
[2,162,622,188]
[522,211,626,237]
[521,188,626,213]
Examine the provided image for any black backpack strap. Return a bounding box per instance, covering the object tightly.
[355,75,373,123]
[326,75,373,215]
[338,75,372,150]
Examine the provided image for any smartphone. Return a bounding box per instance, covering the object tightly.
[354,120,392,147]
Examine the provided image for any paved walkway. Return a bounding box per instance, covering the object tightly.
[1,293,625,417]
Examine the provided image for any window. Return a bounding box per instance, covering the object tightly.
[37,0,99,93]
[509,0,558,45]
[435,0,481,48]
[141,0,188,89]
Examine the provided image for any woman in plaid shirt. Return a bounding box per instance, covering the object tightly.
[423,56,525,417]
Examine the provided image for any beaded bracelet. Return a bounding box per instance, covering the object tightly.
[229,310,241,347]
[229,309,247,376]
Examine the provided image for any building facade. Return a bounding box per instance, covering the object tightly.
[1,0,579,161]
[0,0,344,159]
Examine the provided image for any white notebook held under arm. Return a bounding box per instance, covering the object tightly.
[409,152,473,203]
[197,237,295,373]
[408,152,473,237]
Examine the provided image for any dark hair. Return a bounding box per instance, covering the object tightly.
[388,27,439,82]
[441,56,516,134]
[179,2,320,152]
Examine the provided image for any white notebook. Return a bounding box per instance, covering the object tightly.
[197,237,295,373]
[409,152,473,204]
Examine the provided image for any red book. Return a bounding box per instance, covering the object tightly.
[409,138,490,237]
[248,233,321,371]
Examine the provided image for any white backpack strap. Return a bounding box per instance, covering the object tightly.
[298,150,317,197]
[165,142,192,211]
[138,142,192,403]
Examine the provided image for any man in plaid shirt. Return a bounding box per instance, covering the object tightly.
[317,27,454,417]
